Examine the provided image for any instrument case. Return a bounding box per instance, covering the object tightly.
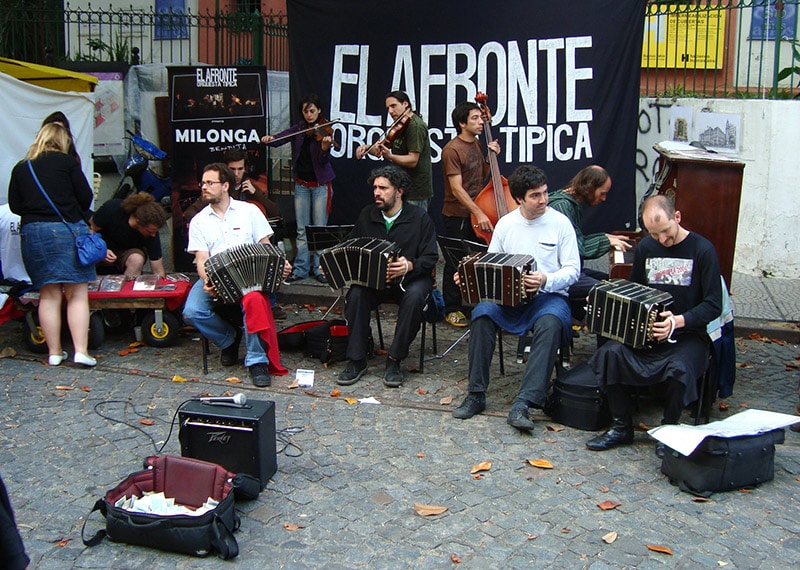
[545,362,611,431]
[660,429,785,497]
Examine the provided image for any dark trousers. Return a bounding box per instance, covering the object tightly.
[467,313,562,409]
[344,276,432,362]
[606,380,687,425]
[568,268,607,319]
[442,215,481,313]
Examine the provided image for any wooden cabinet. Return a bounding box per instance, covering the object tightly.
[654,146,745,287]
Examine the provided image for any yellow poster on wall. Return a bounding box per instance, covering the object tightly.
[642,5,726,69]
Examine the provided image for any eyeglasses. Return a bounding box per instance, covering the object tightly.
[199,180,222,188]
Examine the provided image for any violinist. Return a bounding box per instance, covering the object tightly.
[441,101,501,327]
[355,90,433,210]
[262,94,335,283]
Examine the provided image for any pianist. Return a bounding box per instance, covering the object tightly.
[548,165,633,318]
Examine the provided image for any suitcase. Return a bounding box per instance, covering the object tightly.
[545,362,611,431]
[660,428,785,496]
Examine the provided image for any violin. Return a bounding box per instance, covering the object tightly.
[358,108,413,159]
[262,119,340,150]
[308,116,340,151]
[471,92,516,244]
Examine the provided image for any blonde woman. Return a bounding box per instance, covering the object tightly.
[8,122,97,366]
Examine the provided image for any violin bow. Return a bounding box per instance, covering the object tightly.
[263,119,340,146]
[359,108,413,159]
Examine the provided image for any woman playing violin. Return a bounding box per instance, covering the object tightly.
[355,90,433,210]
[262,94,335,283]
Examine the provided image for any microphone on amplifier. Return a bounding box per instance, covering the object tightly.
[193,393,247,407]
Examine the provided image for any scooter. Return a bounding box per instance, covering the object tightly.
[112,131,172,204]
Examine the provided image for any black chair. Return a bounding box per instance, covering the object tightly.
[373,295,438,373]
[200,303,244,375]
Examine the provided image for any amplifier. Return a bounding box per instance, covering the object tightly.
[178,399,277,489]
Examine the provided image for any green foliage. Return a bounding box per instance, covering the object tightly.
[73,36,130,63]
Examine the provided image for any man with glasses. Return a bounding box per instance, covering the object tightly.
[182,163,291,387]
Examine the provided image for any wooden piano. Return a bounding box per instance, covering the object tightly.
[608,231,643,279]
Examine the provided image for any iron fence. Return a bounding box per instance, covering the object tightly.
[0,1,798,98]
[0,2,288,70]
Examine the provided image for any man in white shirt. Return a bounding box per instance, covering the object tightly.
[182,163,291,387]
[453,165,580,431]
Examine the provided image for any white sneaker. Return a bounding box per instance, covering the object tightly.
[73,353,97,367]
[48,351,68,366]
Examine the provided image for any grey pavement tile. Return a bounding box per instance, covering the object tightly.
[1,309,799,568]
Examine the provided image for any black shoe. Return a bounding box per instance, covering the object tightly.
[271,305,288,320]
[586,418,634,451]
[284,273,304,284]
[220,328,242,366]
[453,394,486,419]
[314,274,329,285]
[383,357,404,388]
[655,442,667,459]
[249,363,271,387]
[507,402,535,431]
[338,359,367,386]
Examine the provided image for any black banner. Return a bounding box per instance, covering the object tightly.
[285,0,647,234]
[168,66,268,270]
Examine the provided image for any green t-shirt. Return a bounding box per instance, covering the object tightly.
[390,113,433,201]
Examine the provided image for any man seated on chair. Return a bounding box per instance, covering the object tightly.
[337,165,438,388]
[585,194,722,457]
[453,165,580,431]
[90,193,167,280]
[548,165,633,318]
[182,162,292,388]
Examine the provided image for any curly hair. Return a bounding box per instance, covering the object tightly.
[508,165,548,202]
[121,193,167,228]
[368,165,411,198]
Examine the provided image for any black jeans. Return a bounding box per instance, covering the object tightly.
[442,215,482,314]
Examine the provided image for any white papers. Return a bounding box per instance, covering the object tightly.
[296,369,315,387]
[114,491,219,516]
[648,409,799,457]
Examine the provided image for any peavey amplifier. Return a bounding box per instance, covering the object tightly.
[178,399,277,489]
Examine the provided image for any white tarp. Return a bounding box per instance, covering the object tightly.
[0,71,95,204]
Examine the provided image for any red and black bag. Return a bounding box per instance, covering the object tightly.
[82,455,240,559]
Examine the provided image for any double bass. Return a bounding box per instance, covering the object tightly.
[471,92,516,245]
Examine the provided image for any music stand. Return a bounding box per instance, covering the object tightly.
[426,236,489,362]
[306,225,354,318]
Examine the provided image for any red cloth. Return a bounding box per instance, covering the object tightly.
[241,292,288,376]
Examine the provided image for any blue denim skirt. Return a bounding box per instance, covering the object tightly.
[20,221,97,287]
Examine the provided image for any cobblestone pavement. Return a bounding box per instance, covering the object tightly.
[1,302,798,569]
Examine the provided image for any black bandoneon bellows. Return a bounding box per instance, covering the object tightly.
[319,237,399,290]
[204,242,285,304]
[457,251,536,307]
[586,279,673,349]
[178,399,277,489]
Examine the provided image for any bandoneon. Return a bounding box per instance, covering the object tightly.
[457,252,536,307]
[319,237,400,290]
[586,279,673,349]
[204,242,285,304]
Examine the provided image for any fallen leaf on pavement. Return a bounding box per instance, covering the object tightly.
[343,397,358,405]
[139,419,154,426]
[283,522,305,531]
[599,486,610,493]
[545,425,565,431]
[288,379,299,388]
[129,341,146,348]
[740,403,749,408]
[304,391,319,397]
[414,503,448,516]
[470,461,492,474]
[718,402,730,411]
[55,538,71,547]
[692,497,710,502]
[171,375,187,383]
[473,474,482,480]
[417,453,425,458]
[770,338,786,345]
[526,459,554,469]
[450,553,461,563]
[526,534,538,540]
[602,531,618,544]
[0,347,17,358]
[417,388,428,395]
[738,362,752,368]
[375,349,388,355]
[439,396,453,405]
[646,544,673,555]
[330,388,340,397]
[80,386,91,392]
[118,349,131,356]
[226,377,242,383]
[54,385,74,391]
[597,500,621,510]
[561,527,570,533]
